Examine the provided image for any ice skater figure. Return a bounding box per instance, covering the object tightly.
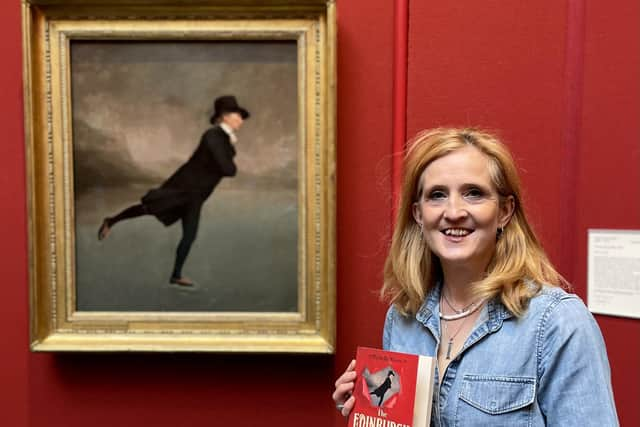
[97,95,249,287]
[370,371,395,406]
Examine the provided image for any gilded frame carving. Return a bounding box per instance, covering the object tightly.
[23,0,336,352]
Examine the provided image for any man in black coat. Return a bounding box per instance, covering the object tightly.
[370,371,395,407]
[97,95,249,286]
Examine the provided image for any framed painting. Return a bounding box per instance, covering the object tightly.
[23,0,336,352]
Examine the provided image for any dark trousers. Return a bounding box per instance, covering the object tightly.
[108,201,202,279]
[172,201,202,279]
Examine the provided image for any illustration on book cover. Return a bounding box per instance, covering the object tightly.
[362,367,401,408]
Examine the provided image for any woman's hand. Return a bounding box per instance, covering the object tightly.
[332,359,357,417]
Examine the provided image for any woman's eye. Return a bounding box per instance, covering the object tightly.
[428,190,447,200]
[464,188,483,199]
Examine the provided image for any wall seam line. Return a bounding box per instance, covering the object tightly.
[560,0,586,286]
[391,0,409,223]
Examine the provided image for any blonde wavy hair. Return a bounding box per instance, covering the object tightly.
[382,128,564,317]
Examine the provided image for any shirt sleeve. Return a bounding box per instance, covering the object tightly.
[382,306,394,350]
[205,130,237,176]
[536,295,619,426]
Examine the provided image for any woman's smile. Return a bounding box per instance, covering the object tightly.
[442,228,473,237]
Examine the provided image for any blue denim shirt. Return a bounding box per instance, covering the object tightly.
[383,284,618,426]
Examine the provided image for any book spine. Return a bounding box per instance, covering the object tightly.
[412,356,435,427]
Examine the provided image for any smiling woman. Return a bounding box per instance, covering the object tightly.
[332,128,619,426]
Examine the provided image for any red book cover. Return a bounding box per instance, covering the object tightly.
[348,347,435,427]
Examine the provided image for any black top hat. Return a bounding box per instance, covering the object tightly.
[210,95,250,124]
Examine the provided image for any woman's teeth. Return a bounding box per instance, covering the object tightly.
[444,228,470,236]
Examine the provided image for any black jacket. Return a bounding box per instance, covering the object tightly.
[141,126,236,226]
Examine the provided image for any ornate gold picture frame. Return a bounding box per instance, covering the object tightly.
[23,0,336,352]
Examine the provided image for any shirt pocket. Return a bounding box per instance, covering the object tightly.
[455,375,536,427]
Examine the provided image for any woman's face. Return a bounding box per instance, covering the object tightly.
[413,145,513,273]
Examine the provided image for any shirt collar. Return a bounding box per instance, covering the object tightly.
[219,122,238,144]
[416,281,442,325]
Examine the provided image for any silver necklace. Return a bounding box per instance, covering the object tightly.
[443,290,477,314]
[441,314,472,360]
[438,297,484,321]
[439,295,485,359]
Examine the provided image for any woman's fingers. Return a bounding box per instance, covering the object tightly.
[340,393,356,417]
[333,359,357,417]
[332,378,354,401]
[334,359,356,387]
[334,369,357,388]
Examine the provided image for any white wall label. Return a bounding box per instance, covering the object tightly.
[588,229,640,319]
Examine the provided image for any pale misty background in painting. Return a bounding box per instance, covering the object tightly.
[71,41,298,312]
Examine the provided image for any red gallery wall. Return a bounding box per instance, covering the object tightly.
[1,1,637,426]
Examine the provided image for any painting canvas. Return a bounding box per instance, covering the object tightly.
[71,40,299,312]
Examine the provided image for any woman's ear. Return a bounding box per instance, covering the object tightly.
[499,195,515,228]
[412,202,422,227]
